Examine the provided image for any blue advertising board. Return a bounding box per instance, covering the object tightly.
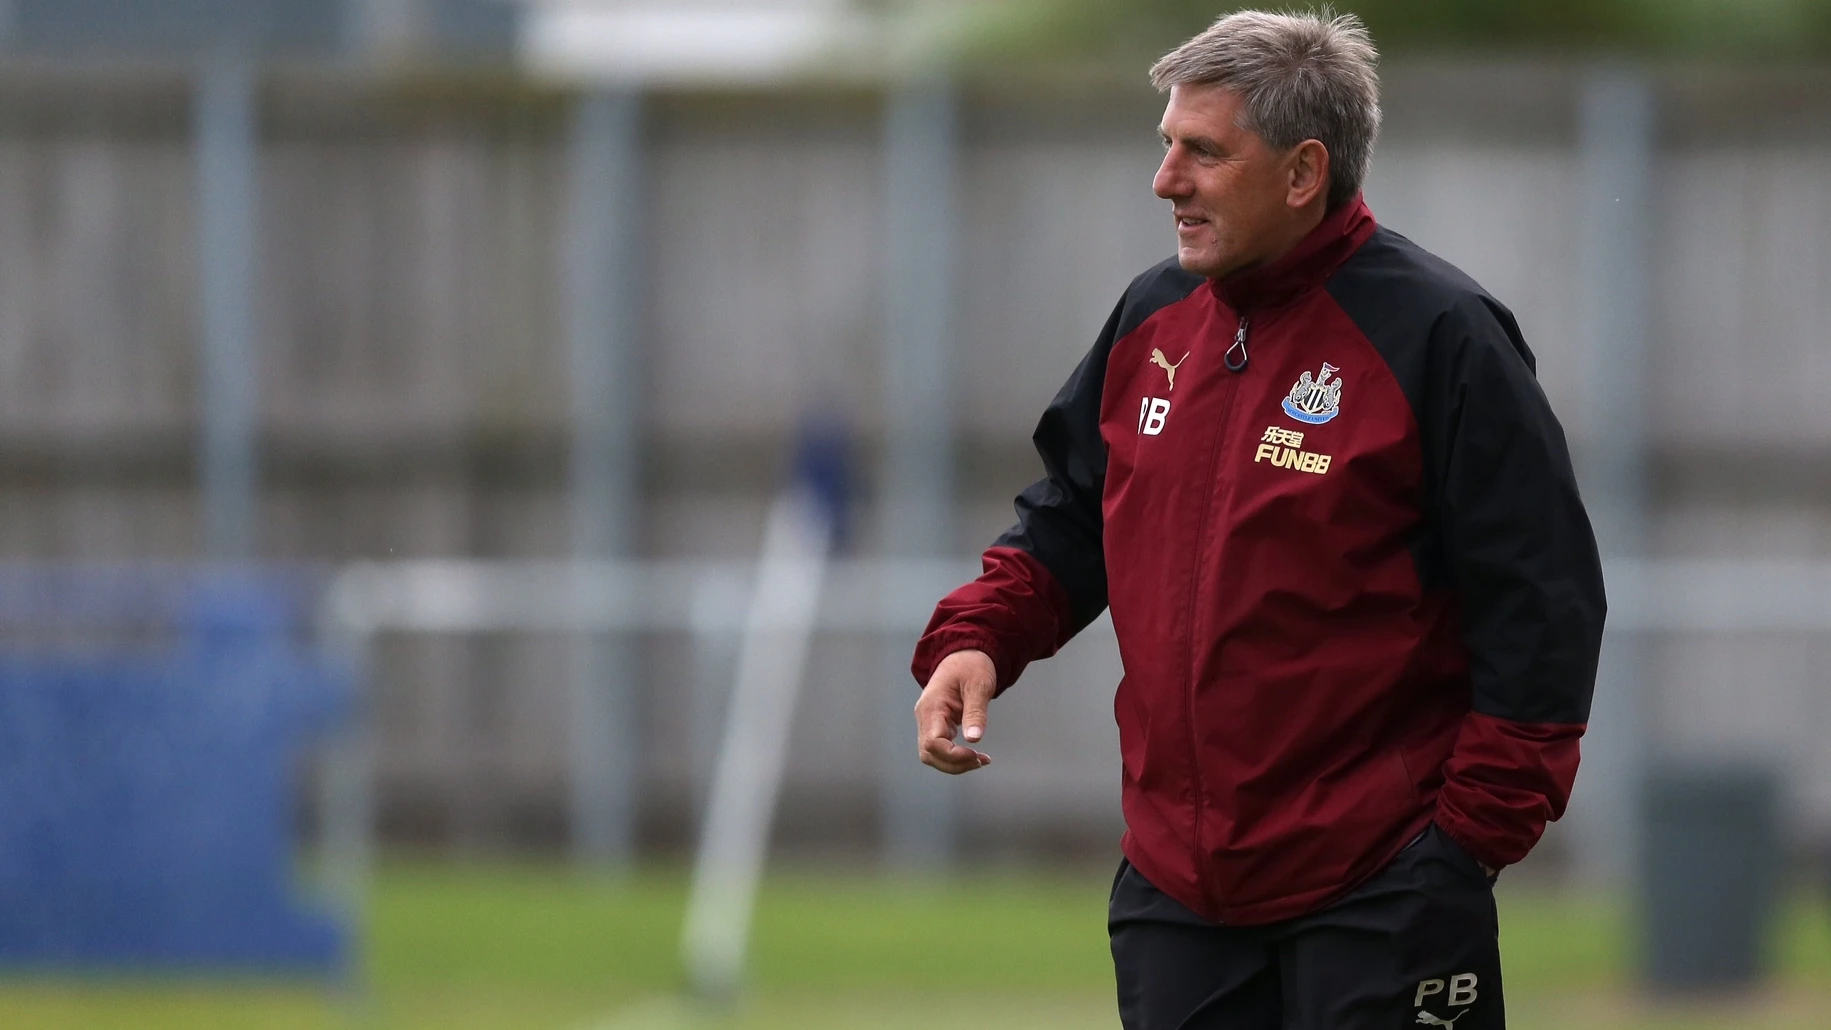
[0,571,350,975]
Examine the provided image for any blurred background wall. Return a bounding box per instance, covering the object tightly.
[0,0,1827,875]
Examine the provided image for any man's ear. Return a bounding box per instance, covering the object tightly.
[1287,139,1331,209]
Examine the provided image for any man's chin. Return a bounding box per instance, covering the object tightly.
[1176,247,1227,279]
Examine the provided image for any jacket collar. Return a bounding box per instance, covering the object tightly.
[1213,194,1376,313]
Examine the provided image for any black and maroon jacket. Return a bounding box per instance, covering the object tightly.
[913,197,1606,926]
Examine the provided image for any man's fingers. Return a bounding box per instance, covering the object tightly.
[914,703,991,774]
[960,674,996,744]
[919,733,991,774]
[913,697,957,751]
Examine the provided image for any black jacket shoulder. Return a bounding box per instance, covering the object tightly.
[1327,226,1537,382]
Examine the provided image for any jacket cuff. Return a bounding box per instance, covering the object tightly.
[908,546,1075,695]
[1433,711,1584,870]
[910,627,1006,691]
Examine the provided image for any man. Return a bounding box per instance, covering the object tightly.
[909,10,1605,1030]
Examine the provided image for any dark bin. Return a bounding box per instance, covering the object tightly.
[1639,763,1781,992]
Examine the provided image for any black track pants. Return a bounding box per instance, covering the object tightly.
[1109,824,1504,1030]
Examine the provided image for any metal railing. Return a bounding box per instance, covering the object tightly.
[313,555,1831,980]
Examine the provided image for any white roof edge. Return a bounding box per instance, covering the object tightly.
[519,5,896,87]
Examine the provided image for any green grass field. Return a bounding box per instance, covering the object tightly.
[1,865,1826,1029]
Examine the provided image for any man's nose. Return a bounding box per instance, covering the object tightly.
[1153,153,1187,201]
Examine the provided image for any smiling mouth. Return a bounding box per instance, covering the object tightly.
[1176,214,1209,230]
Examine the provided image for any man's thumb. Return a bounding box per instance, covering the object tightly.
[960,673,995,743]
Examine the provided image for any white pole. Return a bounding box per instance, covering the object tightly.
[680,490,834,1000]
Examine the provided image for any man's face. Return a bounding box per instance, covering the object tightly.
[1153,84,1305,279]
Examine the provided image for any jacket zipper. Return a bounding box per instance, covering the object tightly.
[1184,312,1249,915]
[1224,317,1250,373]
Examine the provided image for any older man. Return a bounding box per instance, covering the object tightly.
[909,10,1605,1030]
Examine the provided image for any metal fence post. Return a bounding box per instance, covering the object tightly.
[564,90,645,867]
[319,617,376,1001]
[196,48,260,560]
[1568,67,1655,885]
[880,76,961,871]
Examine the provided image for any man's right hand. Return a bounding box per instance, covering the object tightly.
[914,649,997,775]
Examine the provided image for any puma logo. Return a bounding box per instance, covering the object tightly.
[1415,1012,1469,1027]
[1150,348,1188,390]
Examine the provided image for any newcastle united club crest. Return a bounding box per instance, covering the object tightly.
[1282,362,1343,425]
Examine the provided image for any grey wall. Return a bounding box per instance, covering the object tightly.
[0,62,1827,859]
[0,0,517,54]
[3,0,344,51]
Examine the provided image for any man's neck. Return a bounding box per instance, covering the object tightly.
[1220,203,1330,280]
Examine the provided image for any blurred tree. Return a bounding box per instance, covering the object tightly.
[937,0,1831,69]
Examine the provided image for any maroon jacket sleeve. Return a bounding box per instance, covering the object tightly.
[911,295,1125,693]
[1422,297,1607,870]
[911,546,1075,693]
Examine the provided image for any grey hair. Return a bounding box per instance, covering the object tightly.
[1150,9,1381,209]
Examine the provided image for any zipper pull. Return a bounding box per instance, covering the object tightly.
[1224,317,1250,373]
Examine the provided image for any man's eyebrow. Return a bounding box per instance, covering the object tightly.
[1161,129,1222,152]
